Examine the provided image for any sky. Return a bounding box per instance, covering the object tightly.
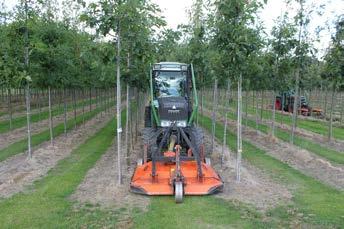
[3,0,344,57]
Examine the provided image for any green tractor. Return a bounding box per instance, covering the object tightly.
[130,62,223,203]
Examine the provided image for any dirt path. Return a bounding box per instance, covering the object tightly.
[202,128,292,211]
[214,104,344,152]
[0,108,115,199]
[204,109,344,190]
[0,105,104,150]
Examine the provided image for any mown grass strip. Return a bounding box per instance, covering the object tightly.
[203,104,344,164]
[228,100,344,140]
[133,196,277,229]
[199,114,344,227]
[0,97,103,134]
[0,112,125,228]
[0,104,111,162]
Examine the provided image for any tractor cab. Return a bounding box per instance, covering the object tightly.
[148,62,195,128]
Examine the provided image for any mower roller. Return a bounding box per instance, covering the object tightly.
[130,62,223,203]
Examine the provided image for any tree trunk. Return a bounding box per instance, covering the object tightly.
[245,88,248,127]
[324,89,328,118]
[135,90,139,143]
[7,88,12,130]
[271,91,276,138]
[260,90,264,121]
[221,80,230,167]
[328,86,336,142]
[125,85,130,168]
[255,90,259,134]
[25,84,32,158]
[236,74,242,182]
[211,78,218,154]
[340,92,343,125]
[82,89,85,127]
[73,89,77,128]
[290,70,300,144]
[63,88,67,136]
[116,26,122,185]
[48,87,53,145]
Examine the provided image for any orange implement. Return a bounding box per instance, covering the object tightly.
[130,161,223,195]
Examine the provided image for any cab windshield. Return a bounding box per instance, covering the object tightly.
[154,71,186,98]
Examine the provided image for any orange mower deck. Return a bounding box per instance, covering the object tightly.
[130,161,223,195]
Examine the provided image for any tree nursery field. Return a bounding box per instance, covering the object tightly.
[0,0,343,228]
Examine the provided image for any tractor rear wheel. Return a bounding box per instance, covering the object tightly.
[142,127,158,161]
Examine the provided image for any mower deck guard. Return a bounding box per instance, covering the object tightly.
[130,161,223,195]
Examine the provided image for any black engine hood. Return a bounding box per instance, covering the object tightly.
[158,96,188,121]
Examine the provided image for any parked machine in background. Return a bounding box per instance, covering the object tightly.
[275,91,323,117]
[130,62,223,203]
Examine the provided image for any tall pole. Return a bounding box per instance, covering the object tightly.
[211,78,218,154]
[48,86,53,145]
[221,79,231,167]
[116,24,122,185]
[24,0,32,158]
[236,73,242,182]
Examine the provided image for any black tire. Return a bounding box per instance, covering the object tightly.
[189,127,204,158]
[144,106,152,128]
[141,127,158,161]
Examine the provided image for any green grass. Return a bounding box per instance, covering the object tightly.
[206,105,344,164]
[133,197,277,229]
[199,114,344,227]
[0,104,110,162]
[0,97,104,134]
[0,112,125,228]
[206,99,344,140]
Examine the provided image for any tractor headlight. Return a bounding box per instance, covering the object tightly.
[161,120,171,127]
[161,120,187,127]
[176,121,187,127]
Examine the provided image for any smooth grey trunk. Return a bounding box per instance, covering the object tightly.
[271,91,276,137]
[260,90,264,120]
[221,80,231,167]
[82,89,85,127]
[245,89,248,127]
[125,84,130,168]
[73,89,77,128]
[24,0,31,158]
[63,88,67,136]
[135,90,139,143]
[340,93,343,124]
[328,87,336,142]
[7,88,12,130]
[290,70,300,144]
[255,91,259,134]
[324,89,328,117]
[116,26,122,185]
[25,84,32,158]
[236,74,242,182]
[48,87,53,145]
[211,78,218,154]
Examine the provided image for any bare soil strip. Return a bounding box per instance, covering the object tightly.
[203,128,292,211]
[0,106,90,150]
[204,109,344,190]
[0,109,115,198]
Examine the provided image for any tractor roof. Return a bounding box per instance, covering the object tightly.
[153,62,188,71]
